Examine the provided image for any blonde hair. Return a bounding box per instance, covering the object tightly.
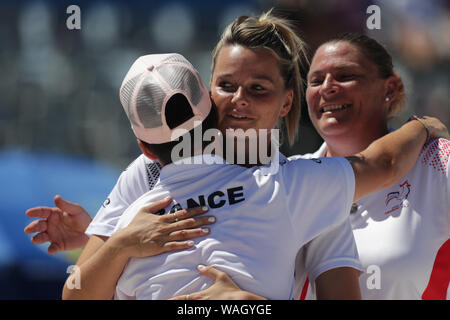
[211,10,309,146]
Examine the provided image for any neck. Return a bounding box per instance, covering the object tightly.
[323,125,389,157]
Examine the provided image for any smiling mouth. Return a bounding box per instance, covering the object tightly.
[320,104,351,113]
[228,114,252,120]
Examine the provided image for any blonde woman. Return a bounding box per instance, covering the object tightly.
[26,13,448,300]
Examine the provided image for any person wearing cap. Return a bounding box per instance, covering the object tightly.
[63,52,361,299]
[29,11,449,300]
[61,50,446,300]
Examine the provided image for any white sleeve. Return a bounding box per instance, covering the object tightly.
[283,157,355,246]
[85,155,161,237]
[445,141,450,222]
[114,286,136,300]
[423,138,450,222]
[293,219,363,299]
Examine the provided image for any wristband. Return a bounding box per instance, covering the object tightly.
[408,115,430,144]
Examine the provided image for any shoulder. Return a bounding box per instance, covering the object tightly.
[420,138,450,175]
[122,154,161,189]
[125,154,158,172]
[287,143,327,161]
[281,156,354,192]
[284,155,349,171]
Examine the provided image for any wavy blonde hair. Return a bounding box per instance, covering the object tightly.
[211,10,309,146]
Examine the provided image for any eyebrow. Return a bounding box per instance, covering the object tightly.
[215,73,276,84]
[308,64,362,78]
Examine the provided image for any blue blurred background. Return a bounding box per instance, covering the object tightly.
[0,0,449,299]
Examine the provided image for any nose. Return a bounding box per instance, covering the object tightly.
[231,86,249,107]
[319,74,340,98]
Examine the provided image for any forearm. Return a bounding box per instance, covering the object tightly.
[238,291,268,300]
[62,233,130,300]
[369,120,426,180]
[350,120,426,201]
[315,267,361,300]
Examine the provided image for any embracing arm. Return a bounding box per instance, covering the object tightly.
[170,265,360,300]
[170,265,267,300]
[315,267,361,300]
[349,117,449,201]
[62,234,123,300]
[62,199,215,300]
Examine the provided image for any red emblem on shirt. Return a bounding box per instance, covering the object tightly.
[385,180,411,215]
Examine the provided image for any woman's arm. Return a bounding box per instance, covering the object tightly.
[315,267,361,300]
[170,265,267,300]
[62,198,215,300]
[62,234,120,299]
[170,265,360,300]
[348,117,450,201]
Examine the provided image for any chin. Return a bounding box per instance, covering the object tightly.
[315,118,352,139]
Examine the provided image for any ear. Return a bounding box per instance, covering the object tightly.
[279,89,294,118]
[383,75,400,106]
[137,139,157,161]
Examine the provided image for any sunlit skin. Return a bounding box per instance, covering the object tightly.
[306,41,398,157]
[211,45,293,137]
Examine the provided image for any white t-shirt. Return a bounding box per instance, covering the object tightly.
[86,155,161,237]
[299,139,450,300]
[113,154,359,300]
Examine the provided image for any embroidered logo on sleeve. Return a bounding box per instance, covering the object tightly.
[385,180,411,215]
[421,139,450,175]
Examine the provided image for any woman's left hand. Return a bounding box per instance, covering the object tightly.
[169,265,267,300]
[417,116,450,141]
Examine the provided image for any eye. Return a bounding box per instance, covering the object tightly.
[251,84,266,92]
[338,74,357,81]
[308,78,323,86]
[218,81,236,92]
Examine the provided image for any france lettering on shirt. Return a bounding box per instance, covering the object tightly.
[155,186,245,215]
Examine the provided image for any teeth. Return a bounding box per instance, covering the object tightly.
[322,104,349,113]
[231,114,247,119]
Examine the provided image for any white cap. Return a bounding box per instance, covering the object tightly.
[120,53,211,144]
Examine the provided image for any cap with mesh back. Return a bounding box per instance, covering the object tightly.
[120,53,211,144]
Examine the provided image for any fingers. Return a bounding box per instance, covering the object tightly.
[162,206,214,227]
[169,293,198,300]
[24,219,48,234]
[25,206,56,219]
[161,226,213,252]
[168,227,211,241]
[159,206,215,232]
[197,265,226,282]
[163,207,216,241]
[171,214,216,230]
[162,240,195,252]
[26,195,84,219]
[47,243,61,255]
[139,197,173,214]
[31,232,51,245]
[163,205,210,222]
[54,195,85,215]
[419,116,450,140]
[31,233,62,255]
